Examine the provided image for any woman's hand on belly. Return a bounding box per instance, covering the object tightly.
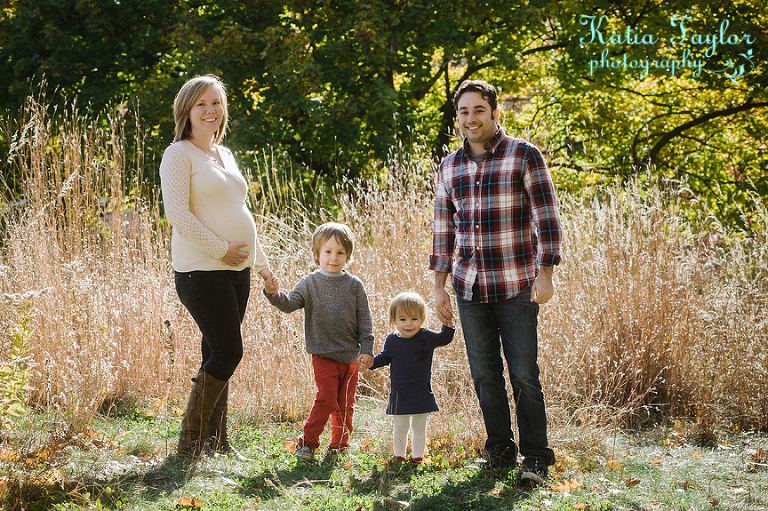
[221,242,249,266]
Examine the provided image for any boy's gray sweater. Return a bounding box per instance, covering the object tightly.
[265,270,374,363]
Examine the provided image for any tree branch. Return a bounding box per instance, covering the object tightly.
[521,42,566,56]
[644,101,768,167]
[412,58,449,101]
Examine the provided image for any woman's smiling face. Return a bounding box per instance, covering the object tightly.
[189,86,224,140]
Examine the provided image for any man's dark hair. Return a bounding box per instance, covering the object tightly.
[453,80,498,112]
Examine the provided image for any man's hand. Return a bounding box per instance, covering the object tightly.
[531,266,555,304]
[434,272,454,326]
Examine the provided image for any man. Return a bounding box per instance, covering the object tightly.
[430,80,562,485]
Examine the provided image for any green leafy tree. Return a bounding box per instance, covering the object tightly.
[0,0,181,108]
[1,0,767,224]
[538,0,768,223]
[154,0,555,177]
[0,0,184,193]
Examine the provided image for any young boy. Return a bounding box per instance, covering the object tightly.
[265,222,374,460]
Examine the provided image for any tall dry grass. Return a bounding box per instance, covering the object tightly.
[1,98,766,459]
[0,98,177,431]
[550,182,768,430]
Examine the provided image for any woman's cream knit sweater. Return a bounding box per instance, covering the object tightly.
[160,140,269,273]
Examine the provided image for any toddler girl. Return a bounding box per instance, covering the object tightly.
[367,291,454,464]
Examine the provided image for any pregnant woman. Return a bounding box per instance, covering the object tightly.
[160,74,277,458]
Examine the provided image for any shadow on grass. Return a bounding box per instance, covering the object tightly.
[374,465,536,511]
[230,452,434,508]
[38,448,538,510]
[233,451,351,505]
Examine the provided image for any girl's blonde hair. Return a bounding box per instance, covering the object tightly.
[311,222,355,265]
[172,74,229,144]
[388,292,428,328]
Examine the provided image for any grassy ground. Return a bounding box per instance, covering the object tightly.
[4,399,766,511]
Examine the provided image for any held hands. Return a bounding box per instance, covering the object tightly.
[357,353,373,371]
[259,268,279,296]
[434,287,454,327]
[438,301,454,328]
[222,242,249,266]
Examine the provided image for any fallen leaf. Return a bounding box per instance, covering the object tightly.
[606,459,622,471]
[681,480,692,490]
[491,488,503,499]
[625,478,641,488]
[342,462,353,470]
[573,504,591,510]
[0,447,21,462]
[92,438,117,449]
[552,479,583,492]
[32,444,58,461]
[81,429,98,439]
[134,452,157,463]
[359,438,376,453]
[709,497,720,507]
[284,441,296,453]
[178,496,203,508]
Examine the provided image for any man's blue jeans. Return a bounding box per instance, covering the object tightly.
[457,285,555,467]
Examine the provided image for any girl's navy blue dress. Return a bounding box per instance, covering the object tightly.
[370,325,455,415]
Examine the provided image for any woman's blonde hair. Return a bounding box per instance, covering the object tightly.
[311,222,355,265]
[388,292,428,328]
[172,74,229,144]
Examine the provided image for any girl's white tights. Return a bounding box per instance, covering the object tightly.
[393,413,429,458]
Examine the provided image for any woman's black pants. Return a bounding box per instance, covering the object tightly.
[174,268,250,381]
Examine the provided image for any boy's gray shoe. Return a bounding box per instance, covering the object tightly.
[295,445,314,461]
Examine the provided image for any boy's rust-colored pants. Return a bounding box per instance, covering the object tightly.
[299,354,358,451]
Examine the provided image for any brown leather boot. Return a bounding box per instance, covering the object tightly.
[177,369,228,457]
[203,383,251,461]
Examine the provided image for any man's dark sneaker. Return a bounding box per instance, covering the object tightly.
[520,460,548,486]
